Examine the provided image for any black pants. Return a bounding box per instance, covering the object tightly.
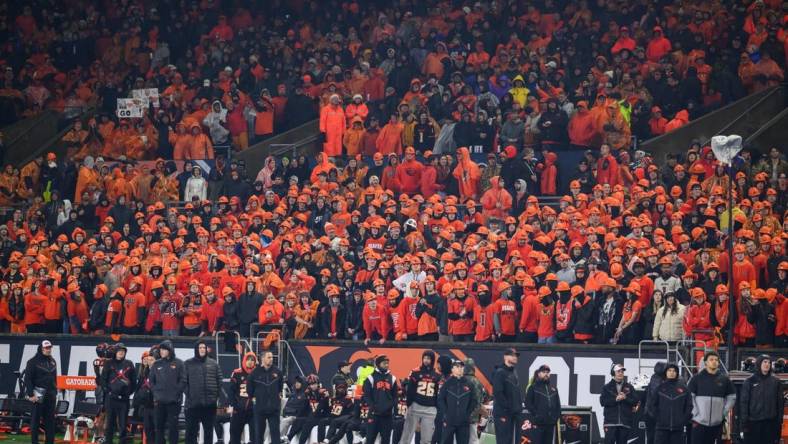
[326,415,355,444]
[140,405,155,444]
[441,423,470,444]
[154,402,181,444]
[493,415,521,444]
[645,417,656,444]
[30,392,56,444]
[299,417,331,444]
[366,415,393,444]
[603,426,629,444]
[418,333,439,341]
[393,416,404,444]
[519,331,538,343]
[26,323,45,333]
[254,410,280,444]
[104,397,130,444]
[44,319,61,333]
[453,334,474,342]
[689,423,722,444]
[499,334,516,343]
[185,406,217,444]
[743,419,780,444]
[229,408,254,444]
[655,429,686,444]
[530,423,555,444]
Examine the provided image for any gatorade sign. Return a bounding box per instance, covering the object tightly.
[56,375,96,391]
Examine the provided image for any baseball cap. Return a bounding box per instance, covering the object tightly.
[612,364,626,373]
[41,340,53,349]
[503,348,520,357]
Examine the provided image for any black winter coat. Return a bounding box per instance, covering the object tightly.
[100,357,137,400]
[247,365,284,413]
[438,375,478,426]
[24,346,57,397]
[525,380,561,425]
[149,341,186,404]
[599,379,639,427]
[739,360,784,423]
[184,351,223,408]
[362,369,398,416]
[492,364,523,418]
[647,379,692,431]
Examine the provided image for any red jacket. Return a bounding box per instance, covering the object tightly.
[684,301,713,340]
[363,303,390,338]
[395,160,424,195]
[420,165,442,198]
[596,154,619,186]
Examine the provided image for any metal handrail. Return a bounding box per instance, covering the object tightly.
[281,340,306,376]
[638,340,671,374]
[701,86,783,147]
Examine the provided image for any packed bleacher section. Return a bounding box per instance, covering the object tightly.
[0,1,786,349]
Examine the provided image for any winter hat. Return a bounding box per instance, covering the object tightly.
[375,355,389,367]
[422,350,435,366]
[437,355,453,376]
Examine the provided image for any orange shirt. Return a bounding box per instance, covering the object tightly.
[182,296,203,329]
[44,289,64,320]
[122,292,145,327]
[494,299,518,336]
[24,293,47,325]
[474,303,496,341]
[258,300,284,325]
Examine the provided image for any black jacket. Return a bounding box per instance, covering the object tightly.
[238,291,264,326]
[149,340,186,404]
[228,368,254,411]
[133,366,153,409]
[525,380,561,425]
[647,379,692,431]
[283,381,308,417]
[492,364,523,418]
[305,387,330,418]
[362,368,399,417]
[438,375,478,426]
[319,304,347,339]
[100,356,137,400]
[644,362,666,419]
[739,356,784,423]
[24,345,57,397]
[406,364,441,407]
[184,341,223,408]
[247,364,284,414]
[220,297,240,331]
[599,379,639,427]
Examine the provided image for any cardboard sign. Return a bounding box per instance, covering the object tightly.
[116,98,146,118]
[132,88,160,108]
[57,375,97,391]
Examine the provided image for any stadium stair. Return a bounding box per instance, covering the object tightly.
[640,84,786,156]
[233,119,321,175]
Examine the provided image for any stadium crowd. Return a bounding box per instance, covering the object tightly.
[0,0,786,351]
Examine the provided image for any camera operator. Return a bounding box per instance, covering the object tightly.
[100,343,137,444]
[24,340,58,444]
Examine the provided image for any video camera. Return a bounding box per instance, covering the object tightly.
[95,342,118,360]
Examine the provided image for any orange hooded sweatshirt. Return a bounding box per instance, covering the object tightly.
[665,110,689,133]
[452,147,481,201]
[480,176,513,221]
[319,102,346,157]
[568,104,597,147]
[540,152,558,195]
